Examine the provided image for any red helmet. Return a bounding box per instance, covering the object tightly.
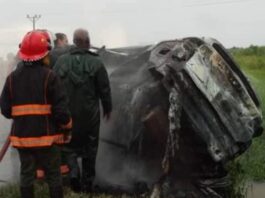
[19,30,51,61]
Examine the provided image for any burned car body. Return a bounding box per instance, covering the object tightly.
[95,38,263,196]
[149,38,262,162]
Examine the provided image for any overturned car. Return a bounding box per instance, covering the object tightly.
[95,37,263,197]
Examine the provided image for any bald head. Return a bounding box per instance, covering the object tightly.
[73,28,90,48]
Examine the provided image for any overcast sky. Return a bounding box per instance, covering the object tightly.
[0,0,264,58]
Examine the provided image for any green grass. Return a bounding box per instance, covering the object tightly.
[231,55,265,181]
[213,49,265,197]
[0,183,142,198]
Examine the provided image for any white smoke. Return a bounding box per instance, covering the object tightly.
[0,54,19,185]
[98,24,128,48]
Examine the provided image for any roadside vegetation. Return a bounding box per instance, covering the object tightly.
[0,182,145,198]
[0,45,264,197]
[222,45,265,197]
[230,45,265,181]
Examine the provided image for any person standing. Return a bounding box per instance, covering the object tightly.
[0,30,72,198]
[50,32,73,68]
[54,28,112,193]
[36,32,73,180]
[54,33,68,47]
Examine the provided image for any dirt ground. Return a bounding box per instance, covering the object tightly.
[247,182,265,198]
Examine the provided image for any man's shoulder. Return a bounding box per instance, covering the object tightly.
[57,51,71,59]
[57,52,101,64]
[54,52,72,67]
[88,50,99,57]
[11,63,52,78]
[87,51,104,64]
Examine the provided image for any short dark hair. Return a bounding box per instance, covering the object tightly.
[55,33,67,46]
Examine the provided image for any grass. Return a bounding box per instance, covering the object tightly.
[230,46,265,181]
[234,67,265,181]
[0,182,144,198]
[212,51,265,197]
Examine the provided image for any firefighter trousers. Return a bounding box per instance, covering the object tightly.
[18,145,62,188]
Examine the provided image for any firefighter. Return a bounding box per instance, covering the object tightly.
[0,30,72,198]
[35,31,72,181]
[53,28,112,193]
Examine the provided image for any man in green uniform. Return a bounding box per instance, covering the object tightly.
[54,28,112,193]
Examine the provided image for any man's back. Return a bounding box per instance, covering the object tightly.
[54,47,112,147]
[53,28,112,192]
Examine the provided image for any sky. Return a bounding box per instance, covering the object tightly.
[0,0,264,58]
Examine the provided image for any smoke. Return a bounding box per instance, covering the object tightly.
[0,26,31,58]
[0,54,20,185]
[98,24,128,48]
[96,136,161,192]
[95,47,165,193]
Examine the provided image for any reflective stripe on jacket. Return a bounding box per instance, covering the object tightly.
[0,62,71,148]
[11,104,52,116]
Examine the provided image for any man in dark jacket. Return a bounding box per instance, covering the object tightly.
[54,28,112,192]
[0,30,72,198]
[50,33,73,68]
[55,33,68,47]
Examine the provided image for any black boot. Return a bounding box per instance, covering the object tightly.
[49,186,64,198]
[70,178,82,193]
[20,186,34,198]
[82,182,92,194]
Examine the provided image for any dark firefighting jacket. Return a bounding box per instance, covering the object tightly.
[0,62,71,148]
